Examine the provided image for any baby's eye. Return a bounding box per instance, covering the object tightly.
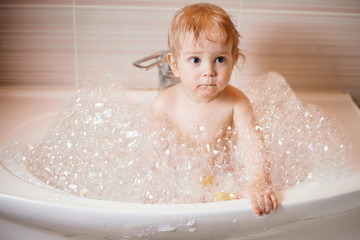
[190,57,200,64]
[215,57,225,63]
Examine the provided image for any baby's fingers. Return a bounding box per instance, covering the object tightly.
[250,194,264,216]
[270,192,278,211]
[251,192,278,216]
[264,193,273,215]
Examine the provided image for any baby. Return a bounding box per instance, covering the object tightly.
[151,3,278,216]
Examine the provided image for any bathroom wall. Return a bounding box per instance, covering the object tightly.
[0,0,359,105]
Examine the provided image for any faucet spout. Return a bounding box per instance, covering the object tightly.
[133,50,179,90]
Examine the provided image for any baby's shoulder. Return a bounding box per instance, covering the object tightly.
[225,85,250,105]
[150,84,178,113]
[224,85,253,119]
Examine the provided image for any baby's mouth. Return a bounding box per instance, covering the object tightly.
[198,84,216,88]
[197,85,216,91]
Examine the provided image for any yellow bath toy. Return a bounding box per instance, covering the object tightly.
[199,175,214,186]
[79,189,88,197]
[216,192,235,201]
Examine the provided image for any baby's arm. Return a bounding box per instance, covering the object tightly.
[233,90,278,216]
[150,89,169,115]
[150,86,180,152]
[150,84,178,118]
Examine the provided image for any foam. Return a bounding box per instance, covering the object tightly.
[0,72,351,203]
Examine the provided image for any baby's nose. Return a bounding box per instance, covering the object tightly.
[202,63,216,77]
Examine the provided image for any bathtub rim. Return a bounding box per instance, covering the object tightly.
[1,160,360,212]
[1,166,360,240]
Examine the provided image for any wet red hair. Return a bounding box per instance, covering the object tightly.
[168,3,244,62]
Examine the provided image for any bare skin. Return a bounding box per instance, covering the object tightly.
[151,31,278,216]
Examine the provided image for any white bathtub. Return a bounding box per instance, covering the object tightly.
[0,88,359,240]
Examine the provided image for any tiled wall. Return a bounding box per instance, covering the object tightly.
[0,0,359,104]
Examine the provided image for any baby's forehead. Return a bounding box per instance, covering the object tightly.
[179,29,229,47]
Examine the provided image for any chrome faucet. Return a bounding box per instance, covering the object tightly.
[133,50,179,90]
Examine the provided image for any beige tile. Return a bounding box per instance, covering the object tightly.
[238,9,360,92]
[0,4,75,87]
[76,0,241,10]
[75,7,172,88]
[242,0,360,13]
[0,0,72,5]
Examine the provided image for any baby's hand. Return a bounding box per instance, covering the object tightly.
[243,180,278,216]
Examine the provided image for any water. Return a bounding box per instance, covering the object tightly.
[0,72,351,204]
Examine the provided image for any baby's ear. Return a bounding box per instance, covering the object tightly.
[233,53,239,65]
[167,53,180,78]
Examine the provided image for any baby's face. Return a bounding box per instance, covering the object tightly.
[171,31,236,102]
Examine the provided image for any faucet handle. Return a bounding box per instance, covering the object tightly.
[133,50,179,90]
[133,50,169,71]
